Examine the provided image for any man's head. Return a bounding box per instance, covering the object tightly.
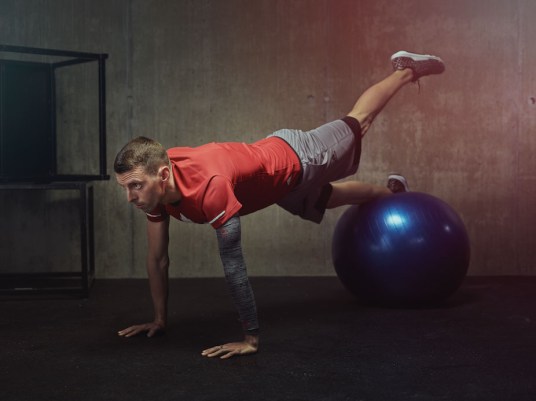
[114,136,169,176]
[114,137,172,213]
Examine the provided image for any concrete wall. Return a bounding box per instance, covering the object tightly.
[1,0,535,278]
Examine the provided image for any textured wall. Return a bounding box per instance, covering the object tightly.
[0,0,132,277]
[1,0,535,278]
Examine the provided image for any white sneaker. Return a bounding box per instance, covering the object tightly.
[391,51,445,81]
[387,173,410,193]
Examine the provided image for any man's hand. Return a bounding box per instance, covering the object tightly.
[201,334,259,359]
[117,321,165,338]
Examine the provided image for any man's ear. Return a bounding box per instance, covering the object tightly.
[159,165,171,182]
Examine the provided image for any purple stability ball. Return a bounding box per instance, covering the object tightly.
[332,192,470,307]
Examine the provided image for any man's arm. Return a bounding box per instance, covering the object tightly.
[118,217,170,338]
[201,214,259,359]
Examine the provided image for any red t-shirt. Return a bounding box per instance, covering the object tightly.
[146,137,301,228]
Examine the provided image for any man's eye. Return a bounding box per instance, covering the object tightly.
[132,183,142,190]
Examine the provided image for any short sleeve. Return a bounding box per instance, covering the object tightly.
[203,176,242,229]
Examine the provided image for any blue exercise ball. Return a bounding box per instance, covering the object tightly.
[332,192,470,306]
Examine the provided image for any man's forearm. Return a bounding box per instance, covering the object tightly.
[216,215,259,334]
[147,256,170,325]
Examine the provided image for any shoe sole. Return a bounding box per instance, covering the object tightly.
[387,174,410,192]
[391,51,443,64]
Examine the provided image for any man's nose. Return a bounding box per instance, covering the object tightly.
[127,190,136,203]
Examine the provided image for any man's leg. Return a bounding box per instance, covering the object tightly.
[326,181,391,209]
[347,69,413,137]
[327,50,444,207]
[347,51,445,137]
[325,69,415,209]
[326,69,412,207]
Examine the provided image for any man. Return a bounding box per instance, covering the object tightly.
[114,51,445,359]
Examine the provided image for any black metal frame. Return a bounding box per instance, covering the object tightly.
[0,44,109,181]
[0,182,95,297]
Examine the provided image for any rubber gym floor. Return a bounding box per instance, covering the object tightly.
[2,276,536,401]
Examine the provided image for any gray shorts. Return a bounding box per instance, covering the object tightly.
[267,117,362,223]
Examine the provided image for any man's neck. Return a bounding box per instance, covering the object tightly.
[162,173,182,205]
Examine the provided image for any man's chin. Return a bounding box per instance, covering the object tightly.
[134,204,151,213]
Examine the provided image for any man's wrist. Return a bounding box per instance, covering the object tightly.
[244,333,259,347]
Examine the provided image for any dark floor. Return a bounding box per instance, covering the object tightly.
[1,276,536,401]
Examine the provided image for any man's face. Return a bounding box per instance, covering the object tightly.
[115,166,165,213]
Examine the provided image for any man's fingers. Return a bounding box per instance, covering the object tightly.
[201,343,256,359]
[201,346,224,357]
[220,349,239,359]
[118,325,145,337]
[122,328,139,337]
[118,327,133,337]
[202,346,229,358]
